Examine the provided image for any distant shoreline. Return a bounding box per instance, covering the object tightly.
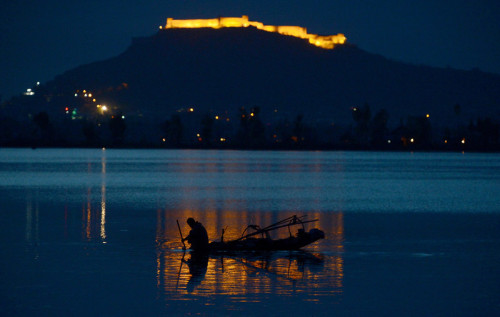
[3,144,499,153]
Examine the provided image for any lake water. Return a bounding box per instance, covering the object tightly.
[1,148,499,316]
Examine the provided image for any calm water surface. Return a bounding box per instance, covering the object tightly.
[1,149,499,316]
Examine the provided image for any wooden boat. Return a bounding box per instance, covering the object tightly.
[208,215,325,252]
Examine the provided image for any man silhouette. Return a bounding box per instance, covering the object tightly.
[182,218,209,251]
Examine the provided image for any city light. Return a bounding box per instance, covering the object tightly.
[23,88,34,96]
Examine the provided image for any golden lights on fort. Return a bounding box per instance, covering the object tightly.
[160,15,346,49]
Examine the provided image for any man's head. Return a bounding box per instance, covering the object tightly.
[187,217,196,227]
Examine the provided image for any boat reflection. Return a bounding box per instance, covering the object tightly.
[156,210,344,301]
[157,248,342,299]
[181,251,209,293]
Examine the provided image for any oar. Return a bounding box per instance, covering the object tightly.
[177,219,186,250]
[175,251,186,291]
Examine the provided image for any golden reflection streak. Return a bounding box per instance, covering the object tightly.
[156,210,344,298]
[81,151,107,242]
[154,153,344,298]
[100,152,107,241]
[86,188,92,240]
[25,191,40,244]
[26,196,32,242]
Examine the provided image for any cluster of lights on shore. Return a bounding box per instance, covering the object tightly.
[352,107,467,146]
[23,83,124,120]
[23,82,40,96]
[67,89,124,120]
[23,82,468,147]
[164,106,232,143]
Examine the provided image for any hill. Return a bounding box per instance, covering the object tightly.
[50,27,500,121]
[1,26,499,149]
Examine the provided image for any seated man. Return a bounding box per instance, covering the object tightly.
[182,218,209,251]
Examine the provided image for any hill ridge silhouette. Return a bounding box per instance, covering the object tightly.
[2,26,499,149]
[47,26,499,125]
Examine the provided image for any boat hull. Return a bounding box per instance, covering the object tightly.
[208,228,325,251]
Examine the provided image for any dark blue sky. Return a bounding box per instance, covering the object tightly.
[1,0,499,100]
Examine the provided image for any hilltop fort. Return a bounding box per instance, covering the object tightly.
[3,16,499,150]
[160,15,346,49]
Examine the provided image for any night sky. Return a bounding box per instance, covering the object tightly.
[1,0,500,100]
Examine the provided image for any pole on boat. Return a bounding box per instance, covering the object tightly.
[175,251,185,290]
[235,215,318,242]
[177,219,186,250]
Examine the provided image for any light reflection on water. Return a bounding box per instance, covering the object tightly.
[156,250,343,301]
[82,151,107,242]
[2,149,500,314]
[2,148,499,213]
[22,188,345,307]
[25,191,40,248]
[155,210,344,303]
[15,145,347,307]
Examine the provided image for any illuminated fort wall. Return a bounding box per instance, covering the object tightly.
[161,15,346,49]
